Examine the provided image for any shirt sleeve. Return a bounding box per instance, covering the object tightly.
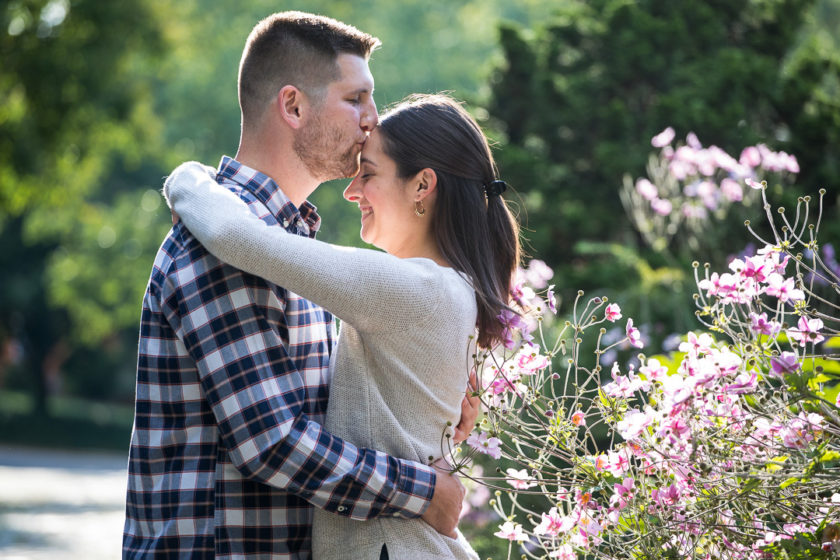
[164,162,451,334]
[160,219,436,521]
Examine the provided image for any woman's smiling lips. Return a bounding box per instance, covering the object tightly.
[359,205,373,221]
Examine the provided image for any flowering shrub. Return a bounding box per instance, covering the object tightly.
[451,187,840,559]
[620,127,799,255]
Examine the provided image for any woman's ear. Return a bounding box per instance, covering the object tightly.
[276,85,306,129]
[414,168,438,202]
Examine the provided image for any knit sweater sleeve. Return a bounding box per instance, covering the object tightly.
[164,162,444,333]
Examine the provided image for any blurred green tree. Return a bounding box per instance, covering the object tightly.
[0,0,174,410]
[486,0,840,305]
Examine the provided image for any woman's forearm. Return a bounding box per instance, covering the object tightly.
[164,162,443,332]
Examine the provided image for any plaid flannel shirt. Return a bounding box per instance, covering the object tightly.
[123,156,436,559]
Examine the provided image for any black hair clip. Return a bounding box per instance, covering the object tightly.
[485,180,507,197]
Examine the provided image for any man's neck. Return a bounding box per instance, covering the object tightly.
[235,142,319,209]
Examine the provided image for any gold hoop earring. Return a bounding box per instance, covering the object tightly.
[414,200,426,217]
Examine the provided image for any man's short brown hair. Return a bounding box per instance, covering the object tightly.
[238,11,380,125]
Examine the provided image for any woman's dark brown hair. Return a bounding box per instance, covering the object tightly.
[378,94,521,348]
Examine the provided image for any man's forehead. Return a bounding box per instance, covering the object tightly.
[335,53,374,89]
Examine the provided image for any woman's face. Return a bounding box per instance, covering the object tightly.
[343,129,419,255]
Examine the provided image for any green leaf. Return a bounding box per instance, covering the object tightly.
[779,477,800,489]
[820,450,840,463]
[824,336,840,349]
[766,455,788,473]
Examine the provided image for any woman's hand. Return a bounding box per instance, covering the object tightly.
[452,371,479,445]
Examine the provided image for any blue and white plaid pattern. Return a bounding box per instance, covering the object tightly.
[123,156,436,559]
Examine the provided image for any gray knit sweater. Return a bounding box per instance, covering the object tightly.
[165,163,479,560]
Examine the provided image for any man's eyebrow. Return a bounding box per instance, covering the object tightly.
[348,87,374,96]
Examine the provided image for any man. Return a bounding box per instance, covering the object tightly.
[124,12,474,559]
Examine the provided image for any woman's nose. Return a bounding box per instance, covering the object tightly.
[344,177,360,202]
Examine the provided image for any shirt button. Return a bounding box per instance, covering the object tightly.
[282,219,290,228]
[337,506,346,513]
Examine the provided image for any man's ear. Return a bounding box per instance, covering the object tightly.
[276,85,306,129]
[414,168,438,201]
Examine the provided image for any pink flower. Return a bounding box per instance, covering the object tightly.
[745,177,764,190]
[651,484,682,509]
[698,272,750,303]
[686,132,702,149]
[547,284,557,313]
[669,159,693,180]
[466,431,502,459]
[605,303,622,322]
[575,489,593,508]
[651,126,675,148]
[571,411,586,427]
[749,312,781,336]
[660,373,693,412]
[591,454,609,471]
[617,408,654,440]
[733,254,769,282]
[650,197,673,216]
[787,316,825,346]
[639,357,668,381]
[611,477,635,509]
[604,363,651,398]
[489,375,518,397]
[511,281,536,308]
[740,146,762,168]
[505,468,537,490]
[608,450,631,475]
[770,351,799,376]
[523,259,554,289]
[720,177,743,202]
[696,181,718,208]
[534,507,574,537]
[725,371,757,394]
[665,416,691,441]
[549,544,577,560]
[498,309,533,349]
[758,245,790,275]
[575,511,603,541]
[516,343,550,375]
[625,318,644,348]
[494,520,528,543]
[636,178,658,200]
[780,417,814,449]
[765,273,805,303]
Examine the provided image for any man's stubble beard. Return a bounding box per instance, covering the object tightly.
[293,115,360,182]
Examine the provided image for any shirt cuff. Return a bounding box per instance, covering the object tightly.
[384,459,437,518]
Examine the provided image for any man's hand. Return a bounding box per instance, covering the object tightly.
[452,371,480,445]
[421,460,465,538]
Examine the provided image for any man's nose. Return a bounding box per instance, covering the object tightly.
[361,97,378,132]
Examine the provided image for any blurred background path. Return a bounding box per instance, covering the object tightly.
[0,446,126,559]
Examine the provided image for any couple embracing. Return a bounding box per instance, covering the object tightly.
[123,11,521,560]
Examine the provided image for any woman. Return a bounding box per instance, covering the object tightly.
[164,94,520,560]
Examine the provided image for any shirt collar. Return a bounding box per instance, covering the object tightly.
[216,155,321,237]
